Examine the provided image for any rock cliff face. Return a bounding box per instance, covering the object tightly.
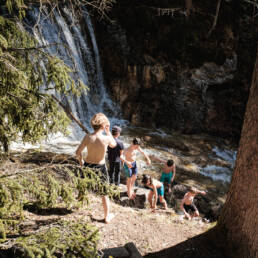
[93,0,257,139]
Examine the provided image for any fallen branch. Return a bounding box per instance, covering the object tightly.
[51,94,89,134]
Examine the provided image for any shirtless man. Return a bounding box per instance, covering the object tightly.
[142,174,167,212]
[121,138,151,199]
[180,186,206,220]
[76,113,117,223]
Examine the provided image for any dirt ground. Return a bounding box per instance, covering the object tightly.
[85,195,213,256]
[22,192,213,256]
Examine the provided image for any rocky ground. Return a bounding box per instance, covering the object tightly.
[83,191,214,256]
[18,188,214,257]
[0,150,229,257]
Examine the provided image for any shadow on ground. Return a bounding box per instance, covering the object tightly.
[24,204,73,216]
[144,231,227,258]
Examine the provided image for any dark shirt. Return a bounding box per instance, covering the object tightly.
[108,138,124,163]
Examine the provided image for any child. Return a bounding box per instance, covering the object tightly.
[180,186,206,220]
[150,155,176,192]
[121,138,151,199]
[76,113,117,223]
[142,174,167,212]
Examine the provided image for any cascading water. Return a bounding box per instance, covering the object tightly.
[26,6,125,141]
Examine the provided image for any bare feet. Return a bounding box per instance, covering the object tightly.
[105,213,115,224]
[185,215,191,220]
[129,192,136,200]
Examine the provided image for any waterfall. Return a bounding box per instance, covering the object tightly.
[26,6,125,141]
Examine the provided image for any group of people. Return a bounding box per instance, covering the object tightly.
[76,113,205,223]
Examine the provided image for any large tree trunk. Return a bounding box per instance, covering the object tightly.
[215,46,258,258]
[185,0,192,17]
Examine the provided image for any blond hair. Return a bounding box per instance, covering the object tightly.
[189,186,198,194]
[90,113,109,131]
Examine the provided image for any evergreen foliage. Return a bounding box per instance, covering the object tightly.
[14,220,100,257]
[0,153,119,255]
[0,0,87,152]
[0,0,117,152]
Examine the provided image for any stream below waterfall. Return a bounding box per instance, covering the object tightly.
[11,123,237,185]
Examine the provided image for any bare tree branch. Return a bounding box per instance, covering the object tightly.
[51,94,89,134]
[207,0,222,38]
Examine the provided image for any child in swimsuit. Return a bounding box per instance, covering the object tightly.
[121,138,151,199]
[150,155,176,192]
[142,174,167,212]
[180,186,206,220]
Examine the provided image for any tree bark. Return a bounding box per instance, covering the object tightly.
[215,46,258,258]
[185,0,192,17]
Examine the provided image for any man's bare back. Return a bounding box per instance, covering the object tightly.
[76,126,116,166]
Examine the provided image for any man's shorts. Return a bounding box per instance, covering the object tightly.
[183,203,197,213]
[160,172,173,184]
[124,161,137,178]
[84,162,109,183]
[150,184,164,197]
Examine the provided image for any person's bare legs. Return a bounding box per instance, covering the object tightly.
[148,191,154,209]
[130,174,137,199]
[126,177,132,198]
[102,195,114,223]
[159,196,168,210]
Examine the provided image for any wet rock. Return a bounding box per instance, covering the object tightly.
[171,184,188,199]
[94,1,250,139]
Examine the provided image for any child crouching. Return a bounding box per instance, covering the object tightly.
[142,174,167,212]
[180,186,206,220]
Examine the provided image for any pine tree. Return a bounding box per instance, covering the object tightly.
[0,0,86,152]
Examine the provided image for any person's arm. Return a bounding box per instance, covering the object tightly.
[119,142,124,159]
[171,164,176,183]
[197,190,206,195]
[180,194,191,219]
[152,185,158,212]
[139,147,151,165]
[150,155,166,164]
[76,135,88,166]
[104,125,117,148]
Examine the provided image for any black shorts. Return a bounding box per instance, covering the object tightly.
[183,203,197,214]
[84,162,109,183]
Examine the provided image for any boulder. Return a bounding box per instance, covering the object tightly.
[116,184,149,209]
[102,242,143,258]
